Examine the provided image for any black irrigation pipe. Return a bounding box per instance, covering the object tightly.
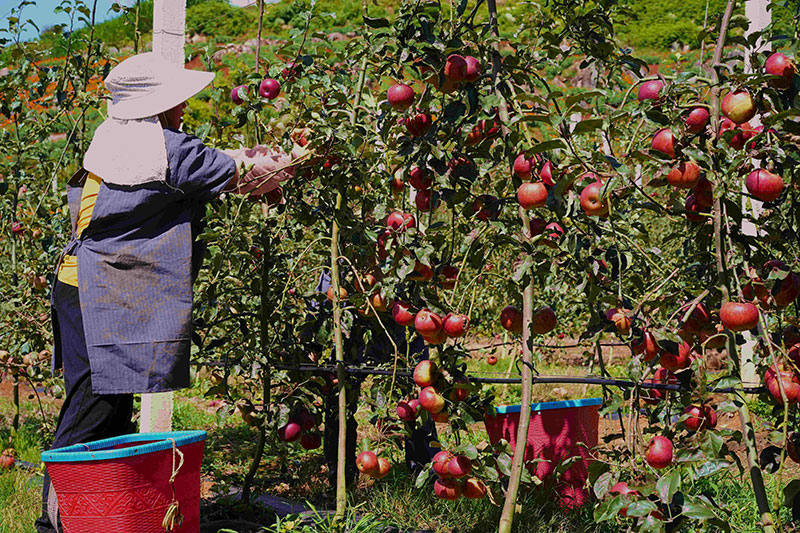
[271,364,766,395]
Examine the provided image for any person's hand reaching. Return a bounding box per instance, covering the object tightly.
[222,145,295,197]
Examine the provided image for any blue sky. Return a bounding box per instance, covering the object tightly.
[2,0,126,40]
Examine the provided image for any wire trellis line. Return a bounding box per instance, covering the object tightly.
[269,363,766,395]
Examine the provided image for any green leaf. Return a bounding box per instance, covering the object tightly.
[363,16,390,28]
[530,139,566,154]
[682,498,719,520]
[593,471,614,499]
[626,499,657,517]
[572,118,604,135]
[655,469,680,503]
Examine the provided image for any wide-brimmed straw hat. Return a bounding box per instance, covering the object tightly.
[83,53,217,187]
[106,52,215,120]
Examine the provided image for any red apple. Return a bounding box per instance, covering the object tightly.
[532,306,557,335]
[405,112,432,137]
[680,302,710,332]
[666,161,701,189]
[443,313,470,338]
[439,265,459,290]
[434,477,462,500]
[415,189,438,212]
[642,368,678,404]
[447,455,472,478]
[606,308,631,335]
[722,90,757,124]
[423,328,448,345]
[487,355,498,365]
[472,195,500,221]
[392,301,416,327]
[684,194,709,223]
[765,52,795,90]
[632,330,661,362]
[408,166,432,190]
[231,84,248,104]
[419,386,446,414]
[292,407,316,431]
[685,107,710,134]
[513,153,536,179]
[0,451,14,470]
[651,128,675,158]
[646,436,674,469]
[745,169,784,202]
[397,398,421,421]
[449,378,469,402]
[787,432,800,464]
[694,177,714,208]
[517,182,548,209]
[444,54,468,81]
[430,410,449,423]
[300,432,322,450]
[259,78,280,100]
[413,360,439,387]
[539,160,556,187]
[462,478,487,499]
[500,305,523,334]
[408,261,434,282]
[387,211,415,232]
[433,450,454,477]
[326,286,348,302]
[637,80,664,102]
[278,422,303,443]
[357,450,380,475]
[660,341,692,372]
[580,181,609,217]
[720,302,759,331]
[683,404,717,432]
[387,83,415,111]
[774,272,800,308]
[464,56,481,82]
[765,365,800,405]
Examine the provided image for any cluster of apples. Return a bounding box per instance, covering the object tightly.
[356,450,392,479]
[431,450,487,500]
[399,361,469,423]
[276,406,322,450]
[230,77,282,105]
[514,152,559,210]
[498,304,557,336]
[635,51,794,222]
[390,301,469,346]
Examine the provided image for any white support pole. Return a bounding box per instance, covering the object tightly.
[740,0,771,386]
[140,0,186,433]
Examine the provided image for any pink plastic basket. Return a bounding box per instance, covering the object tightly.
[41,431,206,533]
[484,398,601,508]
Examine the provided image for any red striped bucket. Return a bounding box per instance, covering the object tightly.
[41,431,206,532]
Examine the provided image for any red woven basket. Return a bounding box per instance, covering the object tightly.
[42,431,206,533]
[484,398,601,508]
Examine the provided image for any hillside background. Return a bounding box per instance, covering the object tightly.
[24,0,797,59]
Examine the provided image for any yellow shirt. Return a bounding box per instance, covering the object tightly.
[57,172,102,287]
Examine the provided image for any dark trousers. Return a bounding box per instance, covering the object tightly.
[35,281,135,533]
[323,381,438,485]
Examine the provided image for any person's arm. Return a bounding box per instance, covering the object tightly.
[166,130,236,201]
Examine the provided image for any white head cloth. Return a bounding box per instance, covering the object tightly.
[83,52,214,187]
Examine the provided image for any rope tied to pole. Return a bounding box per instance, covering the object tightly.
[162,438,185,531]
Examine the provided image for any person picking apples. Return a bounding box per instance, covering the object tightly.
[36,53,299,533]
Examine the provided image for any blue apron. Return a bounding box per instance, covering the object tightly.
[52,128,235,394]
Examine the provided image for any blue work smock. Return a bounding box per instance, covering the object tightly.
[52,128,235,394]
